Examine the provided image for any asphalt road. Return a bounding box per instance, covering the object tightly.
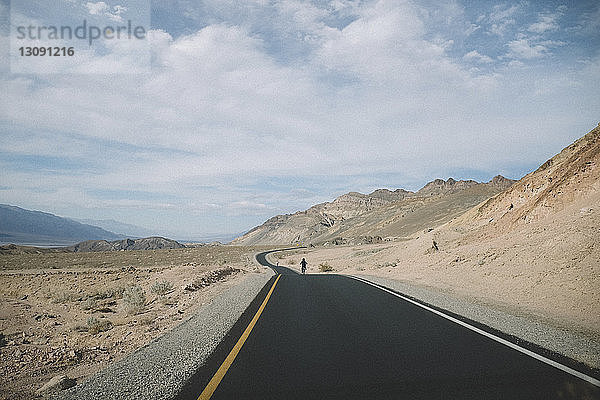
[175,250,600,400]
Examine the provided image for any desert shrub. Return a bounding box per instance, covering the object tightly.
[123,285,146,314]
[353,247,390,257]
[52,291,79,303]
[84,287,125,308]
[139,316,155,326]
[107,286,126,299]
[0,333,7,347]
[319,263,333,272]
[88,289,108,300]
[151,280,174,296]
[377,261,397,268]
[90,287,120,300]
[81,297,98,311]
[86,317,112,334]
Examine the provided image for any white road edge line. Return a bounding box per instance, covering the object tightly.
[348,275,600,388]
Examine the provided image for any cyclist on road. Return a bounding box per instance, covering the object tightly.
[300,258,307,274]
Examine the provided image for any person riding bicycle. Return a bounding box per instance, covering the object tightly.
[300,258,307,274]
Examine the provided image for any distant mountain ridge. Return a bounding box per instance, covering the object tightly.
[74,218,156,238]
[67,237,185,252]
[232,176,515,245]
[416,177,478,196]
[0,236,186,254]
[0,204,122,245]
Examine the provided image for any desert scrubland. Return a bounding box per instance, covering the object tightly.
[0,245,271,399]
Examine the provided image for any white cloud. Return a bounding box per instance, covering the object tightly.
[2,0,599,236]
[528,15,558,34]
[228,201,268,211]
[573,6,600,36]
[491,4,569,63]
[315,1,444,81]
[463,50,493,63]
[506,38,548,59]
[465,23,480,36]
[489,3,521,22]
[86,1,109,16]
[0,3,586,176]
[485,3,522,36]
[505,37,565,60]
[113,5,127,15]
[527,6,566,34]
[85,1,127,22]
[489,21,513,36]
[506,59,524,68]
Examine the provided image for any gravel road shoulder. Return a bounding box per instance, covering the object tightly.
[54,269,274,400]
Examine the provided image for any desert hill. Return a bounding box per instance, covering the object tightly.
[232,176,515,245]
[67,237,185,252]
[457,123,600,235]
[0,204,122,245]
[0,237,186,255]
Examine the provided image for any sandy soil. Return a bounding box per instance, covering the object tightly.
[0,246,269,400]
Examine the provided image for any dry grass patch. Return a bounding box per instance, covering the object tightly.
[86,317,112,334]
[319,262,333,272]
[151,280,174,296]
[123,285,146,315]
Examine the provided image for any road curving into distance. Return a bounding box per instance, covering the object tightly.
[175,249,600,400]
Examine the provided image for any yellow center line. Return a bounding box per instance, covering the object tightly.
[197,274,282,400]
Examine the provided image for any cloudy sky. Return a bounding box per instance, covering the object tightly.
[0,0,599,240]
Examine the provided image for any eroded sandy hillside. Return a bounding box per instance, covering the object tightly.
[234,176,514,246]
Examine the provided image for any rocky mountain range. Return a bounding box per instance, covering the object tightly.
[0,205,122,245]
[232,175,515,246]
[0,237,186,255]
[0,205,188,252]
[73,218,156,238]
[66,237,186,252]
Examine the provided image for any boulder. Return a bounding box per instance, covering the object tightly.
[36,375,76,394]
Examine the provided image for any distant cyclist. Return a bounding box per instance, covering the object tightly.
[300,258,307,274]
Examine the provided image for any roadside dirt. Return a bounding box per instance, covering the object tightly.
[0,246,267,400]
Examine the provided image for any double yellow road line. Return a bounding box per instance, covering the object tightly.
[198,274,281,400]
